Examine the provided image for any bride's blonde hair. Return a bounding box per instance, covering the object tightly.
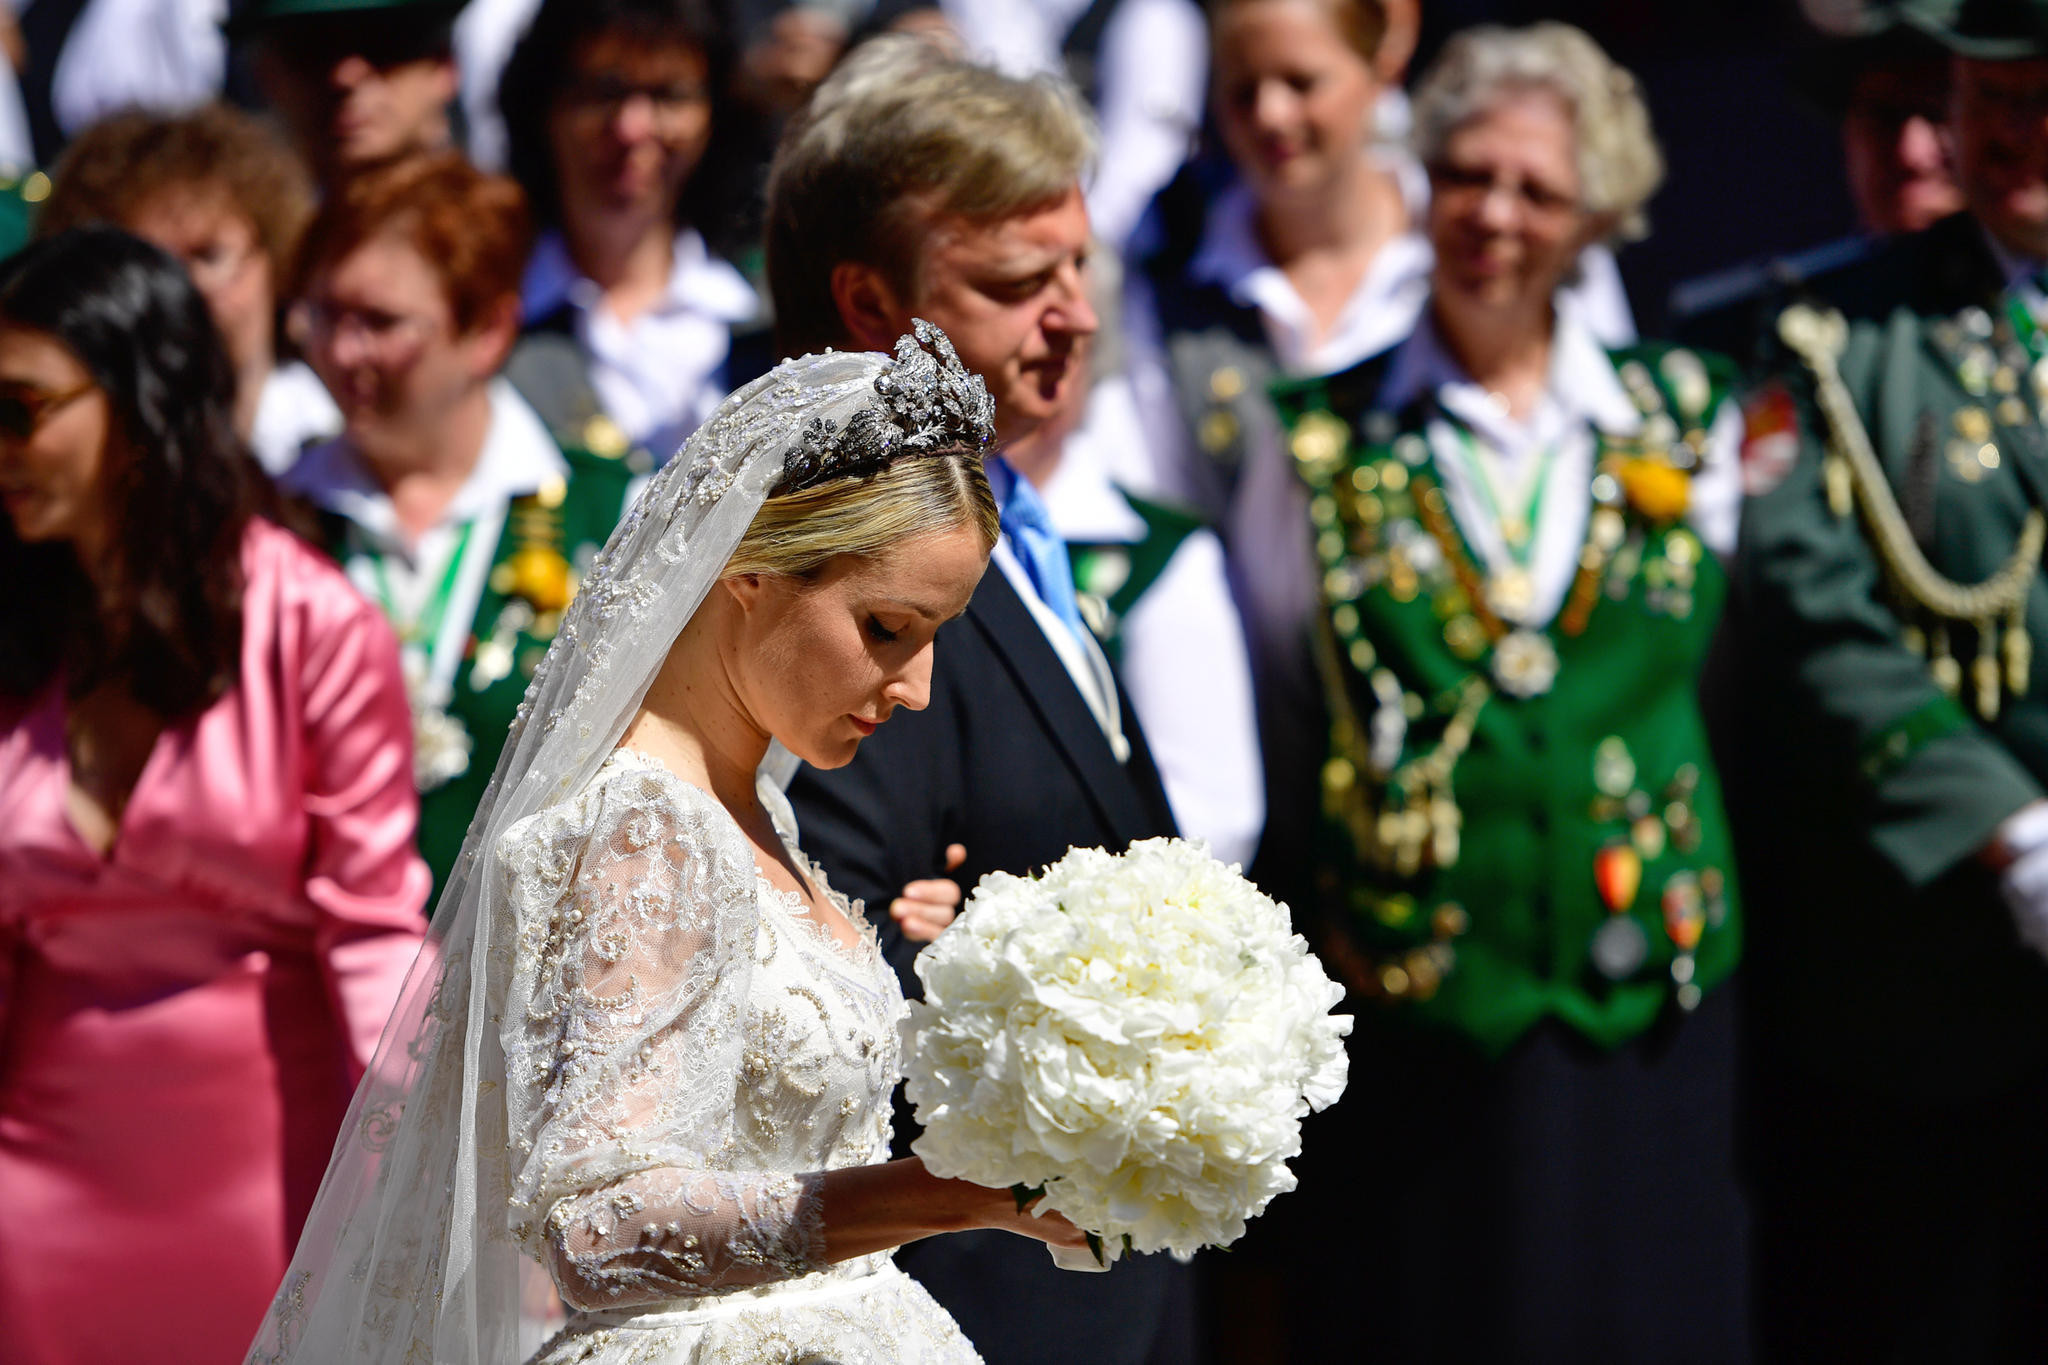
[722,444,1000,581]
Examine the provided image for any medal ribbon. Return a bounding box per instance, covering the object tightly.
[1449,423,1555,568]
[351,519,488,699]
[2004,292,2044,364]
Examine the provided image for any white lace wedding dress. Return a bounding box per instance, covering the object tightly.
[500,748,982,1365]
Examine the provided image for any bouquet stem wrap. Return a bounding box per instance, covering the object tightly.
[902,838,1352,1263]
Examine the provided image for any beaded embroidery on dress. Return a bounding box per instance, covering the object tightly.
[510,752,979,1364]
[243,328,994,1365]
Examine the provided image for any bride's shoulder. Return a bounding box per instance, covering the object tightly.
[495,750,748,888]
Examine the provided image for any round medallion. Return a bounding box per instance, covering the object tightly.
[1490,628,1559,698]
[1591,916,1649,981]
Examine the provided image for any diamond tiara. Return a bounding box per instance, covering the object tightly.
[774,318,998,495]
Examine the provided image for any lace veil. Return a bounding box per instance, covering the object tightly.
[246,324,994,1364]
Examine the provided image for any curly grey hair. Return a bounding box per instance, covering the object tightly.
[1409,22,1664,243]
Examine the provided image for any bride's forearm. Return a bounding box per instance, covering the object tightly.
[815,1156,1076,1261]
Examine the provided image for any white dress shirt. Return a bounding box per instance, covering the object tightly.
[521,228,757,465]
[51,0,223,138]
[281,380,569,697]
[1376,295,1742,629]
[1042,373,1264,865]
[252,361,342,476]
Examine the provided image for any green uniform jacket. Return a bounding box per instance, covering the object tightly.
[316,445,635,906]
[1273,344,1743,1057]
[1729,210,2048,1101]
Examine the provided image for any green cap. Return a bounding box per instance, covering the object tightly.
[1904,0,2048,57]
[224,0,467,40]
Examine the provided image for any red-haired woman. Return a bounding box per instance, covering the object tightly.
[282,153,637,905]
[0,228,428,1363]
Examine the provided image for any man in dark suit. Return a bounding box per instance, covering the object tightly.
[1723,1,2048,1357]
[763,33,1192,1365]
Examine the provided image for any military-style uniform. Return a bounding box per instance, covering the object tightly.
[1255,321,1751,1363]
[1728,206,2048,1357]
[286,383,639,904]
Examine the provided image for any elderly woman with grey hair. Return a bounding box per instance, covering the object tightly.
[1245,23,1752,1364]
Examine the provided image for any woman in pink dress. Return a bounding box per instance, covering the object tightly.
[0,227,430,1364]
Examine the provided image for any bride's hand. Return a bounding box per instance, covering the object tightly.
[891,843,966,942]
[971,1185,1093,1252]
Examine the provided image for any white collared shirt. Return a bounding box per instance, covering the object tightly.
[281,380,568,693]
[252,361,342,476]
[1042,374,1264,865]
[1377,297,1742,628]
[521,228,757,465]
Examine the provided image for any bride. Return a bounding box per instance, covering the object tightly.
[245,323,1089,1365]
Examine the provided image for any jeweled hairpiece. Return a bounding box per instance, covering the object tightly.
[773,318,998,494]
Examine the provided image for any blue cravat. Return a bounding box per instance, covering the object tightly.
[989,457,1088,641]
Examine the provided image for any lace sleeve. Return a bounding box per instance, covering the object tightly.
[498,765,829,1311]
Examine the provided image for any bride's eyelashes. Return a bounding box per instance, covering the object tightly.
[864,615,900,645]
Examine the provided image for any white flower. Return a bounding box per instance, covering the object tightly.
[902,838,1352,1262]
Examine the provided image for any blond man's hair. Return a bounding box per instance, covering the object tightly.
[764,35,1098,358]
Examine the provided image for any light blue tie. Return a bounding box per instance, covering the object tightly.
[991,458,1088,642]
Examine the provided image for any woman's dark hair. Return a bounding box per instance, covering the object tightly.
[497,0,738,241]
[0,227,272,717]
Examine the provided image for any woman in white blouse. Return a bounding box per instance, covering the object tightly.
[498,0,756,466]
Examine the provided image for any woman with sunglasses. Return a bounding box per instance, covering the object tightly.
[0,228,429,1364]
[498,0,754,469]
[1259,25,1749,1362]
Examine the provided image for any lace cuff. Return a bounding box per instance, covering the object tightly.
[542,1168,829,1310]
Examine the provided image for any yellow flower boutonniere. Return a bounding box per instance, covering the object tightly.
[506,544,575,612]
[1612,456,1692,523]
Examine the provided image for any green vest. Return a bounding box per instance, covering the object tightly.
[1273,343,1744,1056]
[1067,491,1206,663]
[319,444,635,906]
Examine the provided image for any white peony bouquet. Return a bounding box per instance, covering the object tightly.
[901,837,1352,1266]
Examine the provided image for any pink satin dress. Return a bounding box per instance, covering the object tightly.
[0,518,431,1365]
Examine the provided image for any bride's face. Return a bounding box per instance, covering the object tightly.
[726,523,987,767]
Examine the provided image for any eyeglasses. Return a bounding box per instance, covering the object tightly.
[1427,161,1582,218]
[0,380,96,441]
[558,74,710,126]
[297,300,436,357]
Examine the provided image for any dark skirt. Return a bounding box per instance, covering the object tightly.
[1218,983,1750,1365]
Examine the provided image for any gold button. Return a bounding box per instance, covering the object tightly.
[535,475,568,509]
[21,171,49,204]
[1209,366,1246,400]
[1198,409,1239,453]
[582,415,630,458]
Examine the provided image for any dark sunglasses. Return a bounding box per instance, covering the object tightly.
[0,380,96,440]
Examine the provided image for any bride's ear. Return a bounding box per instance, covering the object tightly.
[722,572,768,614]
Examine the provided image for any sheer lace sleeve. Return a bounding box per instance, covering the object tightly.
[497,762,829,1311]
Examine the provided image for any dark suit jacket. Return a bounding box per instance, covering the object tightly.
[787,565,1191,1365]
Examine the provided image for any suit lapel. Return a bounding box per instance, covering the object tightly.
[967,568,1155,847]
